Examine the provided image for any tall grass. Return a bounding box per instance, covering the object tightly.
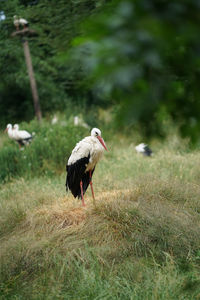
[0,131,200,299]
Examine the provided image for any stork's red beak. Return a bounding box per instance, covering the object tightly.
[4,128,8,133]
[97,136,108,151]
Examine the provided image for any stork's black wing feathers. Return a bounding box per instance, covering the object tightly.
[17,136,33,146]
[143,145,152,156]
[66,153,95,199]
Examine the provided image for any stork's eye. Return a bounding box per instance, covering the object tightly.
[95,131,98,136]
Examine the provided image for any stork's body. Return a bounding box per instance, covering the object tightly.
[13,124,33,147]
[66,128,107,206]
[135,143,153,157]
[13,15,28,30]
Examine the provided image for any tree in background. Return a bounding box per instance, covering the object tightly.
[0,0,107,126]
[70,0,200,143]
[1,0,200,143]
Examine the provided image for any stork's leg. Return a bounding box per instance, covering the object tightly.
[89,170,95,201]
[80,180,86,207]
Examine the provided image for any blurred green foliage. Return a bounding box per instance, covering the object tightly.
[0,0,200,142]
[70,0,200,142]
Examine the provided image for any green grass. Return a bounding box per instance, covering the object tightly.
[0,120,88,183]
[0,130,200,299]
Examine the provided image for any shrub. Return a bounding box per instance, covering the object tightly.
[0,120,88,183]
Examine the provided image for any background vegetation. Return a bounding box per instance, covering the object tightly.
[0,0,200,142]
[0,120,88,183]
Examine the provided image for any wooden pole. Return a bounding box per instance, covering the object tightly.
[22,39,42,121]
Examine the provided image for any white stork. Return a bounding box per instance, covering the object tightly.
[66,128,108,206]
[74,116,89,129]
[13,15,28,30]
[5,124,15,140]
[135,143,153,157]
[13,124,33,147]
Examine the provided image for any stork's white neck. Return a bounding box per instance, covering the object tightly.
[7,128,14,138]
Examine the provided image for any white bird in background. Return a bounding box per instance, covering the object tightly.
[74,116,89,129]
[51,115,58,125]
[5,124,15,140]
[66,128,108,206]
[13,15,28,30]
[135,143,153,157]
[13,124,33,147]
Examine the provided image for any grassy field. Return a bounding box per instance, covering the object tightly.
[0,130,200,299]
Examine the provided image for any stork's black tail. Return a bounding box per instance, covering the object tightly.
[65,155,95,199]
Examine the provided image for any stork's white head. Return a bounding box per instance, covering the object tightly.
[5,124,12,132]
[91,128,108,151]
[135,143,147,153]
[91,128,101,137]
[7,124,12,129]
[13,124,19,130]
